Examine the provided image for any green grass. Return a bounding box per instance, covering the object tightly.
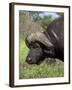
[19,39,29,64]
[19,38,64,79]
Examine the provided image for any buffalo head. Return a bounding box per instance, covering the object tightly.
[25,32,54,64]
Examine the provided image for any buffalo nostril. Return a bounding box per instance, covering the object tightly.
[28,58,32,62]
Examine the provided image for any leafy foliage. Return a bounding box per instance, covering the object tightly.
[38,15,53,29]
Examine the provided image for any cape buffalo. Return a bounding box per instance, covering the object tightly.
[25,16,64,64]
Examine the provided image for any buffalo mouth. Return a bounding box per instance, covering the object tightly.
[26,58,35,64]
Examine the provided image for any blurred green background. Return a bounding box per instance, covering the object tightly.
[19,11,64,79]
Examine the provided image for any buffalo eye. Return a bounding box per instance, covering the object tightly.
[30,43,40,48]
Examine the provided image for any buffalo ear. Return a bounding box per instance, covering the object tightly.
[44,48,55,58]
[44,49,53,54]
